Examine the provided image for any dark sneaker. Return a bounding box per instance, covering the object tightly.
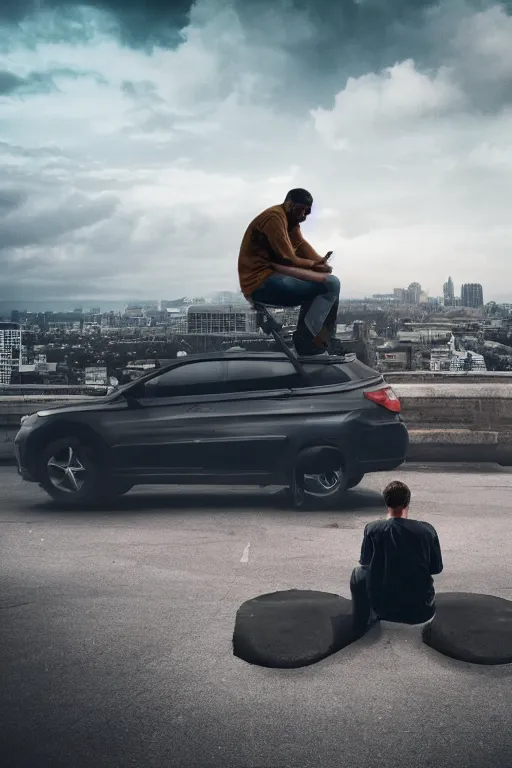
[293,329,327,356]
[352,609,380,639]
[329,338,347,355]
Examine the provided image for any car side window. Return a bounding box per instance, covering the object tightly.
[143,361,226,398]
[295,363,351,387]
[224,360,301,393]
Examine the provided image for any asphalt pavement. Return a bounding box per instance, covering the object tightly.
[1,464,512,768]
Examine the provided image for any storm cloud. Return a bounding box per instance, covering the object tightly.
[1,0,512,304]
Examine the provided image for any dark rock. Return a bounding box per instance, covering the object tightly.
[232,589,355,668]
[422,592,512,665]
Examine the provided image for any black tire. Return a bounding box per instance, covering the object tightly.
[346,473,365,490]
[285,451,347,510]
[285,464,307,509]
[38,436,116,507]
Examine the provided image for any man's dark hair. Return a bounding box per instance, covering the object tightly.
[285,188,313,206]
[383,481,411,510]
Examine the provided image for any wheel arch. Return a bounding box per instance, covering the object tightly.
[294,443,346,476]
[26,422,109,479]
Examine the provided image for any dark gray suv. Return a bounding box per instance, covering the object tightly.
[14,351,408,508]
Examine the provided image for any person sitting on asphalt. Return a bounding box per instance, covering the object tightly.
[238,188,341,356]
[350,480,444,637]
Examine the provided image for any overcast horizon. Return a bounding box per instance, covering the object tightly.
[1,0,512,304]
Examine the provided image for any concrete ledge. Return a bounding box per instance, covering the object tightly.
[393,384,512,398]
[386,371,512,383]
[407,430,512,465]
[409,429,498,445]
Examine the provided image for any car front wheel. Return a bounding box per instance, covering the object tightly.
[38,437,119,507]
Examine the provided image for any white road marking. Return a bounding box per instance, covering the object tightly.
[240,543,250,563]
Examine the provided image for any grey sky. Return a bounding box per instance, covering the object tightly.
[1,0,511,304]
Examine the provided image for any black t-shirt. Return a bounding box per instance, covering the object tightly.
[359,518,443,619]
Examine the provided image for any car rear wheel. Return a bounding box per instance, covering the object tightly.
[38,437,123,507]
[285,451,348,509]
[346,473,365,490]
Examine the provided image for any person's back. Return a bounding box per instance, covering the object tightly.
[238,194,322,299]
[238,204,289,299]
[350,480,443,632]
[362,516,442,621]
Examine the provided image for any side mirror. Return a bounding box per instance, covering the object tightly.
[133,381,145,397]
[123,381,146,403]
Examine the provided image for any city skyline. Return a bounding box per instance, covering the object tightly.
[1,1,512,302]
[0,271,492,315]
[0,276,492,316]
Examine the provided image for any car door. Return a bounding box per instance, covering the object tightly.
[108,359,227,475]
[187,358,306,476]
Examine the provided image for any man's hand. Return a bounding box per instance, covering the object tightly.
[313,251,333,272]
[313,262,333,273]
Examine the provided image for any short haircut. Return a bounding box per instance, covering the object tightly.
[383,480,411,510]
[285,188,313,206]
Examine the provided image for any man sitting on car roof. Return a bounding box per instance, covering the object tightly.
[238,188,341,357]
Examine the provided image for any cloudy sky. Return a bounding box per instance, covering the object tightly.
[1,0,512,307]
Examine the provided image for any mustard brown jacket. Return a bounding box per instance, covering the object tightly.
[238,204,323,298]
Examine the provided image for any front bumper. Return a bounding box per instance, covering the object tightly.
[14,429,37,482]
[17,465,37,482]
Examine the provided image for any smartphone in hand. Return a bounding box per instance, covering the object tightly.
[323,251,333,262]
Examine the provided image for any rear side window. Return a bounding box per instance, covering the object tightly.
[342,359,379,381]
[296,363,351,387]
[144,361,225,397]
[225,360,301,392]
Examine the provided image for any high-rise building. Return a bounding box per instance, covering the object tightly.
[186,304,257,335]
[461,283,484,308]
[0,322,22,385]
[443,276,454,302]
[406,282,422,305]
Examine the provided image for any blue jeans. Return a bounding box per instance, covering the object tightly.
[251,273,340,339]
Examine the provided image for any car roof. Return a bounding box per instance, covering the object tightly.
[182,350,354,360]
[159,350,350,366]
[119,350,356,389]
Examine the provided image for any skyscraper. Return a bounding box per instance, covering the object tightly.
[406,282,422,304]
[443,276,454,301]
[0,322,22,385]
[461,283,484,308]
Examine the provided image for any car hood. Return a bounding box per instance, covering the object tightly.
[35,394,120,415]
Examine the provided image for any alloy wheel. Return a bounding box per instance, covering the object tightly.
[303,470,343,497]
[47,446,88,494]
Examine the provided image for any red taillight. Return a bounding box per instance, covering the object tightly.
[364,386,401,413]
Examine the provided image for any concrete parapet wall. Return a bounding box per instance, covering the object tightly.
[385,371,512,384]
[392,384,512,431]
[1,383,511,464]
